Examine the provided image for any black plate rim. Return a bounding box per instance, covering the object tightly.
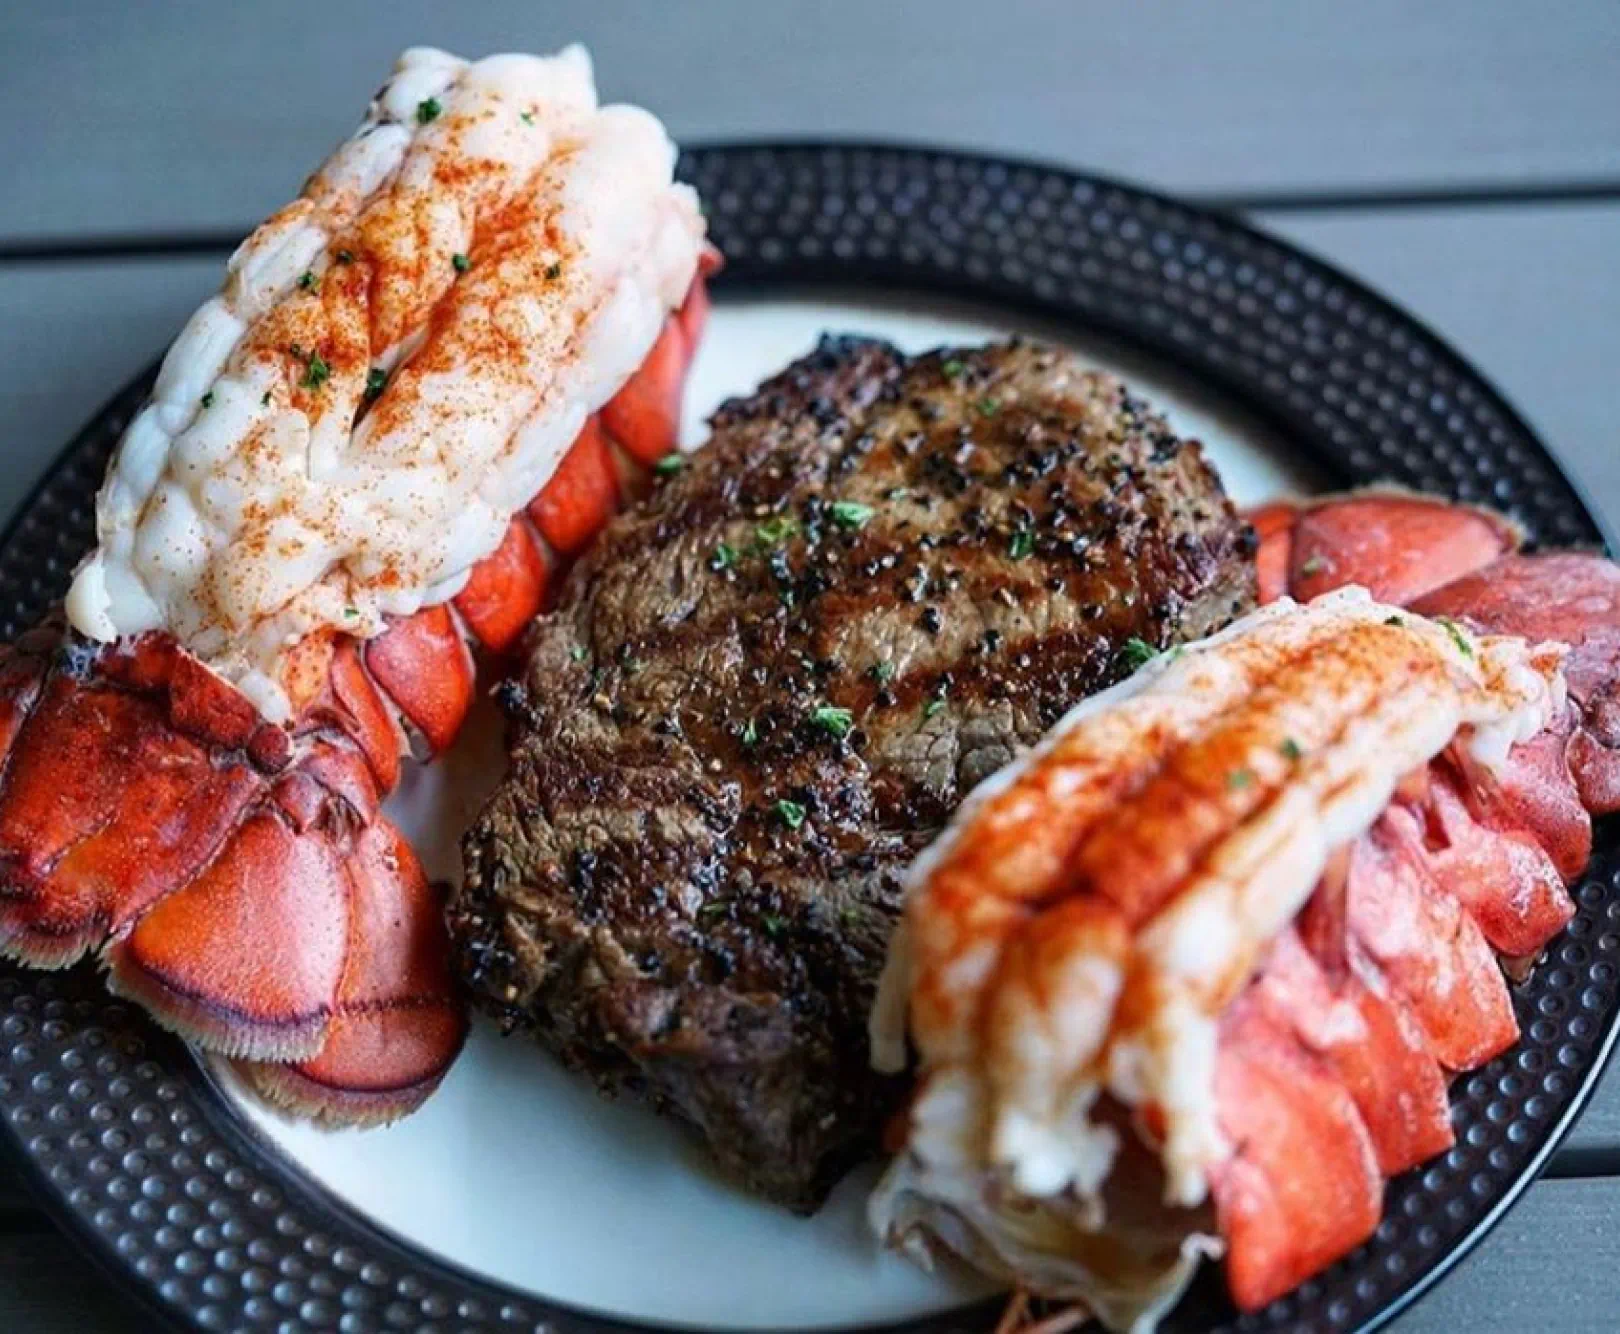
[0,139,1615,1334]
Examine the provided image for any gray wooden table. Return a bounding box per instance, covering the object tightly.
[2,2,1618,1329]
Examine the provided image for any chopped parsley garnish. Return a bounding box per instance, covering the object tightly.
[1228,768,1255,790]
[923,695,946,720]
[260,391,272,407]
[299,350,331,391]
[871,660,895,683]
[343,606,360,618]
[710,542,738,572]
[654,453,685,475]
[1121,637,1159,670]
[199,391,214,409]
[762,913,786,938]
[977,396,1000,417]
[1437,615,1474,658]
[741,717,758,747]
[885,486,910,501]
[297,270,320,293]
[416,97,441,124]
[830,500,875,530]
[774,798,807,830]
[941,359,965,379]
[697,900,728,920]
[544,262,562,280]
[1008,528,1034,560]
[1280,737,1304,762]
[364,367,389,401]
[1299,554,1328,577]
[520,110,535,126]
[452,252,471,273]
[755,516,799,545]
[570,645,588,662]
[1384,614,1405,627]
[335,249,354,265]
[810,705,855,739]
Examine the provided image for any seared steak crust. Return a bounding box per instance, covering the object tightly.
[453,336,1255,1211]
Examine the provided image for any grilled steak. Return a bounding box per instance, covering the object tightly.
[452,336,1256,1212]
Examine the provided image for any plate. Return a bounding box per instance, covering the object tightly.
[1,143,1616,1334]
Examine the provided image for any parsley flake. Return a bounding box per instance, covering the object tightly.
[1280,737,1304,762]
[364,367,389,401]
[199,391,214,409]
[299,350,331,391]
[297,270,320,293]
[871,660,895,684]
[763,913,786,938]
[416,97,441,124]
[570,645,588,662]
[1008,528,1034,560]
[810,705,854,739]
[830,500,875,530]
[774,798,807,830]
[741,717,758,747]
[755,516,799,545]
[1299,554,1328,577]
[977,396,1000,417]
[335,249,354,265]
[1437,615,1474,659]
[924,695,947,720]
[941,359,965,379]
[1121,637,1159,671]
[452,252,471,274]
[260,391,272,407]
[544,262,562,280]
[654,453,685,475]
[520,110,535,126]
[710,543,738,572]
[1228,768,1255,790]
[1384,614,1405,627]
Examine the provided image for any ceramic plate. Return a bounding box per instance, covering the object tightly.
[0,145,1614,1334]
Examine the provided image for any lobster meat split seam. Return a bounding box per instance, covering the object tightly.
[872,489,1620,1326]
[0,45,716,1125]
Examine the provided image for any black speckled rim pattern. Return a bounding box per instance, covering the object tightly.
[1,143,1616,1334]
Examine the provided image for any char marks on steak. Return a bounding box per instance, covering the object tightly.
[452,336,1256,1211]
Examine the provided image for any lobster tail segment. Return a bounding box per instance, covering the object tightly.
[237,819,467,1126]
[1250,489,1521,606]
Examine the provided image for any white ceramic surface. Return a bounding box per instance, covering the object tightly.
[223,297,1320,1329]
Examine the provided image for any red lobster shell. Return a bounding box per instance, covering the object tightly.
[0,266,714,1126]
[1213,490,1620,1308]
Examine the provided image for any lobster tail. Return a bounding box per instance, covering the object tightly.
[877,489,1620,1321]
[0,271,714,1124]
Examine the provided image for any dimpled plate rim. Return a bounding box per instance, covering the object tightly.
[0,141,1616,1334]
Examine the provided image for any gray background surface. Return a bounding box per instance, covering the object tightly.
[1,2,1618,1329]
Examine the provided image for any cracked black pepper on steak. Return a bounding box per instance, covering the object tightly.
[450,335,1257,1212]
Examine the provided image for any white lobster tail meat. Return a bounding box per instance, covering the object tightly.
[66,44,706,721]
[869,588,1568,1329]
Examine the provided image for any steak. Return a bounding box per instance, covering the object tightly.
[451,336,1256,1212]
